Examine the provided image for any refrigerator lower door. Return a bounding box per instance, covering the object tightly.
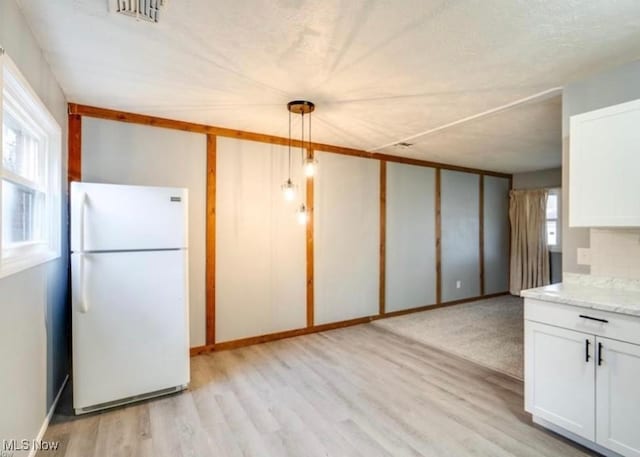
[72,250,190,413]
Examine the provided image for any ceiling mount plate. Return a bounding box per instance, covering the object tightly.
[287,100,315,115]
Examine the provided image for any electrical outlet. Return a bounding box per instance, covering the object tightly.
[456,280,462,289]
[577,248,591,266]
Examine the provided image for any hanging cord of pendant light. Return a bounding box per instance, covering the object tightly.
[298,110,308,222]
[288,110,292,177]
[281,109,296,201]
[301,111,305,164]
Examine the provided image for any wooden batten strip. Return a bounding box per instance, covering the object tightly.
[372,291,510,319]
[68,114,82,182]
[67,103,512,179]
[189,291,510,356]
[306,166,315,328]
[197,316,374,354]
[379,161,387,315]
[69,103,515,357]
[479,174,485,296]
[507,175,514,290]
[435,169,442,304]
[205,135,217,345]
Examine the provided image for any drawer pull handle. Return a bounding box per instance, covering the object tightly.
[579,314,609,324]
[598,342,604,366]
[585,339,591,363]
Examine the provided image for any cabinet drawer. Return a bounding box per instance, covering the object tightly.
[525,299,640,346]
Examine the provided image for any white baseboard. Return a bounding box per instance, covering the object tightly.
[28,374,68,457]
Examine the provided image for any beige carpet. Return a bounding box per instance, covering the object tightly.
[372,295,524,379]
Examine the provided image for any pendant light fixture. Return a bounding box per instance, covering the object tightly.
[281,179,296,201]
[283,100,316,224]
[296,204,309,225]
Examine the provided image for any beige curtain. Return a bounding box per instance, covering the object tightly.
[509,189,550,295]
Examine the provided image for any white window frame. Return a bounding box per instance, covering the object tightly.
[546,187,562,253]
[0,52,61,278]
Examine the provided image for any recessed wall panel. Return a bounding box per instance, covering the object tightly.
[314,152,379,325]
[483,176,510,294]
[441,170,480,302]
[215,137,306,343]
[82,118,207,347]
[386,163,436,312]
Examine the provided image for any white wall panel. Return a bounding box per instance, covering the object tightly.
[82,118,207,346]
[314,153,379,325]
[483,176,510,294]
[0,0,69,445]
[386,163,436,312]
[441,170,480,301]
[216,138,306,342]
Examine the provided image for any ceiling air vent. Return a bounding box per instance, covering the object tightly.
[113,0,167,23]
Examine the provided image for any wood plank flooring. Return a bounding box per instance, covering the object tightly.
[39,324,596,457]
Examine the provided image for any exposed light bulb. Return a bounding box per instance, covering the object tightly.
[296,204,308,225]
[303,157,317,178]
[281,179,296,202]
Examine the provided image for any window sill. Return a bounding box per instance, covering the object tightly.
[0,251,60,280]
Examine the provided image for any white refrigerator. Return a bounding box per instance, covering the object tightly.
[70,182,190,415]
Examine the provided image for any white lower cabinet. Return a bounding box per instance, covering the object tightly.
[525,299,640,457]
[596,338,640,457]
[525,322,595,440]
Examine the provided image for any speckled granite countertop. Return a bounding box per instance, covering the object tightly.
[521,273,640,317]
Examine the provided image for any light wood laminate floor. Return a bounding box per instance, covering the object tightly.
[39,324,595,457]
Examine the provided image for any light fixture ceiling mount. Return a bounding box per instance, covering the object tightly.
[287,100,315,115]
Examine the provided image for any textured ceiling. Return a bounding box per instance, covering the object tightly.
[16,0,640,173]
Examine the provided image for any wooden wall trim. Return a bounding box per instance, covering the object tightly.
[379,161,387,315]
[479,174,485,296]
[205,135,216,345]
[189,291,510,356]
[435,169,442,304]
[374,291,509,319]
[68,103,512,179]
[68,113,82,182]
[507,175,514,291]
[306,169,315,328]
[70,102,514,356]
[191,316,373,355]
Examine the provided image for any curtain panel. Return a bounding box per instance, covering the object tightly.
[509,189,550,295]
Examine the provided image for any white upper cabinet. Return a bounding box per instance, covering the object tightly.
[569,98,640,227]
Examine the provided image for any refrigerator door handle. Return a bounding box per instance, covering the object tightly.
[78,253,90,313]
[78,191,87,252]
[78,191,90,313]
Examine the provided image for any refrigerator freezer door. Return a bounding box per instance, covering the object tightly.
[72,250,190,410]
[71,182,188,252]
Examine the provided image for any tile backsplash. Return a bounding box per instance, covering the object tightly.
[590,228,640,280]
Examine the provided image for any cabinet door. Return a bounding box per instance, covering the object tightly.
[596,337,640,457]
[525,321,595,440]
[569,98,640,227]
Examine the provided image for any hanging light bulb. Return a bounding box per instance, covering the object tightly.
[303,155,317,177]
[281,179,296,201]
[296,204,308,225]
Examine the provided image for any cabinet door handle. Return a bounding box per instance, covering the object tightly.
[598,342,604,366]
[585,339,591,363]
[579,314,609,324]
